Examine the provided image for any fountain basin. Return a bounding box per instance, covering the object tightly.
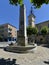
[4,44,37,53]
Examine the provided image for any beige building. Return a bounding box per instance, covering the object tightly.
[0,23,17,42]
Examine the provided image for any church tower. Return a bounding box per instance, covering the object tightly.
[28,6,35,27]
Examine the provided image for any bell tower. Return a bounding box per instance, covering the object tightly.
[28,6,35,27]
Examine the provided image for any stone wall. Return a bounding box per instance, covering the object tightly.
[35,34,49,44]
[28,34,49,45]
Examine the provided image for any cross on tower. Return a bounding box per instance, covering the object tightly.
[30,6,34,14]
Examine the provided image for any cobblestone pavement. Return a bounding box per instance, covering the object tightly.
[0,46,49,65]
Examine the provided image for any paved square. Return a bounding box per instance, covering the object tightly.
[0,46,49,65]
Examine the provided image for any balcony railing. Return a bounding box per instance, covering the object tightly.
[8,28,12,31]
[8,32,12,37]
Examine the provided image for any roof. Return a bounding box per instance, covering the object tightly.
[0,23,17,29]
[36,20,49,25]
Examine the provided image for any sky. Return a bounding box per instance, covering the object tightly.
[0,0,49,29]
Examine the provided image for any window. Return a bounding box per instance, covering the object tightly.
[0,30,4,32]
[4,28,8,31]
[1,34,4,37]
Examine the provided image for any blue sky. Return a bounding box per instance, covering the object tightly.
[0,0,49,29]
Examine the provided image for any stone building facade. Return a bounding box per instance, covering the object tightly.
[36,20,49,32]
[35,20,49,44]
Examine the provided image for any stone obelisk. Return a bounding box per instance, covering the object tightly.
[18,4,28,46]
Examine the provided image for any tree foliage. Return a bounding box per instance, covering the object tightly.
[30,0,49,8]
[27,26,38,35]
[9,0,23,6]
[9,0,49,8]
[41,26,48,36]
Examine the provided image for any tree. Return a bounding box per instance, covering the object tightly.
[27,26,33,36]
[40,26,48,43]
[27,26,38,43]
[9,0,49,8]
[27,26,38,36]
[41,26,48,36]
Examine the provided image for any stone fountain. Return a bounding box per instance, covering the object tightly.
[4,4,37,53]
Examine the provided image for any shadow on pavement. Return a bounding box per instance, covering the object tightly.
[42,44,49,48]
[37,42,49,48]
[0,58,19,65]
[44,61,49,64]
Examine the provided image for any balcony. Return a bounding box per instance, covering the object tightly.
[8,28,12,31]
[8,28,12,33]
[8,32,12,37]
